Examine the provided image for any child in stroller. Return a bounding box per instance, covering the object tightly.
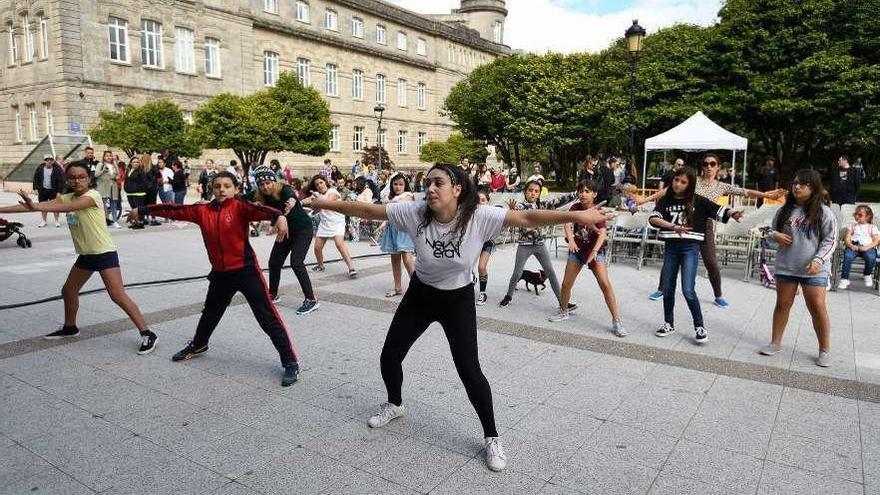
[0,217,32,248]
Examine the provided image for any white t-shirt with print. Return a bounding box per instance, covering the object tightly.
[161,168,174,192]
[849,222,879,247]
[386,202,507,290]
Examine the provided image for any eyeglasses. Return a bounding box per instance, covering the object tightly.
[703,161,718,167]
[791,181,811,188]
[855,213,866,218]
[67,175,89,182]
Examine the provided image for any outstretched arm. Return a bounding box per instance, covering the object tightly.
[311,195,388,220]
[0,190,95,214]
[503,207,611,229]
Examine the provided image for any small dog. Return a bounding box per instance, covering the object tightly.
[519,269,546,295]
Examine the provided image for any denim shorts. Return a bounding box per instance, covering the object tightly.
[74,251,120,272]
[775,274,829,287]
[567,250,606,267]
[481,241,495,254]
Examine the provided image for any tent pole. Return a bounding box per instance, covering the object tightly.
[743,148,748,188]
[731,150,736,185]
[642,148,649,189]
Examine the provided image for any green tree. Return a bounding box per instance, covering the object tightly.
[91,99,201,158]
[192,72,331,175]
[419,134,489,164]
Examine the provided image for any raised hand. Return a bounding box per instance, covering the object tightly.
[17,190,35,210]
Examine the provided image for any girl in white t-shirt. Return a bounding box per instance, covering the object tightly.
[309,163,611,473]
[302,175,356,277]
[839,204,879,289]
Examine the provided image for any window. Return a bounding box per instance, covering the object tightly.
[182,111,193,124]
[26,103,37,141]
[351,69,363,100]
[295,1,310,23]
[204,37,221,77]
[140,19,163,68]
[263,0,278,14]
[174,27,194,73]
[447,44,453,63]
[330,125,340,151]
[397,79,407,107]
[494,21,503,43]
[353,126,364,151]
[417,83,426,110]
[263,51,278,86]
[43,102,53,135]
[297,57,310,86]
[351,17,363,38]
[324,10,337,31]
[13,106,22,142]
[38,15,48,59]
[397,31,407,51]
[108,17,128,62]
[397,130,407,154]
[325,63,337,96]
[377,129,386,150]
[376,24,386,44]
[417,38,426,56]
[375,74,385,103]
[8,23,17,64]
[22,14,34,62]
[417,131,427,154]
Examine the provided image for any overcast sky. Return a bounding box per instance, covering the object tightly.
[387,0,724,53]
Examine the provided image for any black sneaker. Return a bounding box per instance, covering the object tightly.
[655,323,675,337]
[499,295,512,307]
[149,220,162,226]
[172,342,208,362]
[282,363,300,387]
[476,292,488,305]
[44,326,79,340]
[271,294,281,304]
[295,299,320,315]
[694,326,708,344]
[567,303,578,312]
[138,331,158,355]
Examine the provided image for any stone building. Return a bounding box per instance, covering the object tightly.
[0,0,509,179]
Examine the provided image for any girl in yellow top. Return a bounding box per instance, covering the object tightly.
[0,161,157,354]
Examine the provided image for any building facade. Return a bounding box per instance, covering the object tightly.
[0,0,508,177]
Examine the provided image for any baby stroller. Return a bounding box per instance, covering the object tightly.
[0,218,32,248]
[756,226,775,288]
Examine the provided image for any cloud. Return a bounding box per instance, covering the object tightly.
[387,0,722,54]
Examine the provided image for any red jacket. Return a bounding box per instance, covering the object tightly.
[142,197,282,272]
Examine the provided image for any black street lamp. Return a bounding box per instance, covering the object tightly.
[374,104,385,169]
[625,19,646,172]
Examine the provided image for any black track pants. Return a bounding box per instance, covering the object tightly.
[268,229,314,300]
[380,275,497,437]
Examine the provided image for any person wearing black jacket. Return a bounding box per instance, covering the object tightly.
[33,155,66,227]
[578,156,614,205]
[144,159,161,225]
[829,155,861,205]
[171,161,187,204]
[124,156,149,229]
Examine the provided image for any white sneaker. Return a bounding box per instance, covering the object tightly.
[54,221,61,228]
[548,308,569,322]
[112,222,122,229]
[612,319,627,337]
[759,343,782,356]
[865,275,874,288]
[485,437,507,472]
[816,351,832,368]
[367,402,406,428]
[37,221,47,228]
[838,279,850,290]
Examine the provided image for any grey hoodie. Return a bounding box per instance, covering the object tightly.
[770,205,838,278]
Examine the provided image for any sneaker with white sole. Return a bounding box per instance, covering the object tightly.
[138,331,158,355]
[485,437,507,472]
[368,402,406,428]
[838,279,850,290]
[649,290,663,301]
[44,325,79,340]
[548,309,569,322]
[694,326,708,344]
[655,322,675,337]
[759,343,782,356]
[476,292,488,305]
[612,319,627,337]
[865,275,874,288]
[295,299,320,315]
[37,221,47,228]
[816,351,832,368]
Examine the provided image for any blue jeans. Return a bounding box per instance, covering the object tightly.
[158,190,174,204]
[173,190,186,204]
[661,241,703,328]
[842,247,877,279]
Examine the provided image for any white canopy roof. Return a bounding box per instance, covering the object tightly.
[644,111,747,151]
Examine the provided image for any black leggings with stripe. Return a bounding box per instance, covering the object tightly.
[380,275,497,437]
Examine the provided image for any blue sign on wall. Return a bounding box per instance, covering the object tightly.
[69,122,81,133]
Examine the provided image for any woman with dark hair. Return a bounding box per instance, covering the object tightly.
[649,166,742,344]
[304,175,356,277]
[330,165,344,185]
[309,163,611,472]
[124,157,149,229]
[759,169,837,367]
[379,173,415,297]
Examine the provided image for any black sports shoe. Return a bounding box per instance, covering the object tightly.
[295,299,320,315]
[271,294,281,303]
[567,303,578,312]
[138,331,158,355]
[282,363,300,387]
[172,342,208,362]
[44,326,80,340]
[499,295,512,307]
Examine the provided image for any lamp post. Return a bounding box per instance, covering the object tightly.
[374,105,385,170]
[625,19,646,175]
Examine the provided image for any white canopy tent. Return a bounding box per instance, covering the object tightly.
[642,111,748,189]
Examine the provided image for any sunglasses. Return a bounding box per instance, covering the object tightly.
[703,160,718,167]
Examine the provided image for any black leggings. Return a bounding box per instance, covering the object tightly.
[192,267,298,366]
[268,229,314,300]
[381,275,497,437]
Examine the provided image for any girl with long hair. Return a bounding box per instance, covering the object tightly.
[308,163,611,472]
[380,173,415,297]
[305,175,357,277]
[649,167,742,344]
[759,169,837,367]
[475,190,496,305]
[124,156,149,229]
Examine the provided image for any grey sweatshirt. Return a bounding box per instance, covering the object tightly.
[770,205,838,278]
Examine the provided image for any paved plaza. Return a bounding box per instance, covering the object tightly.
[1,196,879,495]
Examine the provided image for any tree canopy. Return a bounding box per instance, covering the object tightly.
[91,99,201,158]
[419,134,490,164]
